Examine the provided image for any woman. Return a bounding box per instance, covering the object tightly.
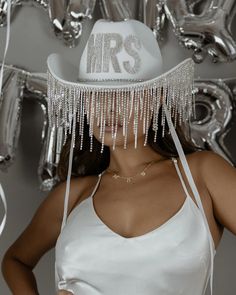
[2,19,236,295]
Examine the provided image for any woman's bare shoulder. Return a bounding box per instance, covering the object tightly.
[175,150,220,171]
[187,150,236,234]
[175,149,230,188]
[188,149,233,172]
[53,174,101,217]
[52,176,88,211]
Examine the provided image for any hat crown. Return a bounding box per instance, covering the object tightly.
[78,19,163,84]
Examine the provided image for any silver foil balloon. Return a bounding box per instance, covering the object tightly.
[99,0,133,21]
[190,79,235,166]
[164,0,236,63]
[24,72,61,191]
[0,65,25,170]
[38,124,63,191]
[187,0,212,14]
[0,0,94,47]
[0,0,19,27]
[64,0,96,47]
[0,0,48,27]
[48,0,96,47]
[48,0,66,35]
[0,66,61,190]
[138,0,166,41]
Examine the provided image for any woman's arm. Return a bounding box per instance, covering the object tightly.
[198,150,236,235]
[1,177,85,295]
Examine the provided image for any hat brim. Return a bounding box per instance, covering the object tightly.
[47,53,194,90]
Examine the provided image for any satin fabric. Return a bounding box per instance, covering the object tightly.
[54,157,215,295]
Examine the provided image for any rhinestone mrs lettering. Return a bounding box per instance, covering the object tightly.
[87,33,142,74]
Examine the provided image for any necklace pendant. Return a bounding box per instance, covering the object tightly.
[140,171,146,176]
[126,177,132,183]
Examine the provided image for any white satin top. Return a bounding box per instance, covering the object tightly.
[54,157,216,295]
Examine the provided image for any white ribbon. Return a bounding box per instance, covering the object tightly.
[60,95,77,233]
[0,0,11,91]
[0,0,12,237]
[163,102,215,295]
[0,183,7,236]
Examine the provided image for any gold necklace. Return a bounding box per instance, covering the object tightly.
[106,158,165,183]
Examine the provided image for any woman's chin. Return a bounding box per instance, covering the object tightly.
[92,125,147,148]
[95,133,146,149]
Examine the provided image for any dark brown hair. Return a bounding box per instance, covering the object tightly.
[56,104,203,182]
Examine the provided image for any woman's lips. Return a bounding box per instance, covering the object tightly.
[97,123,123,132]
[104,125,121,131]
[98,123,123,127]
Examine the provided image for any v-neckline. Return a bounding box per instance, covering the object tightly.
[89,157,190,241]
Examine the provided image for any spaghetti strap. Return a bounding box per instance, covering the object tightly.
[90,171,104,199]
[171,157,192,202]
[163,103,216,295]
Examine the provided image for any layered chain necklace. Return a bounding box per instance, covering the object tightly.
[106,158,166,183]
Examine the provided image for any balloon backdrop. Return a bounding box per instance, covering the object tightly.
[1,1,236,239]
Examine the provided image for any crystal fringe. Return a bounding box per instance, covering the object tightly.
[47,58,195,153]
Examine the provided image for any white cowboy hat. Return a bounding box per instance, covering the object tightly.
[47,18,195,152]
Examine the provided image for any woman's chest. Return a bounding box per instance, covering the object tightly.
[56,199,210,293]
[77,173,198,238]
